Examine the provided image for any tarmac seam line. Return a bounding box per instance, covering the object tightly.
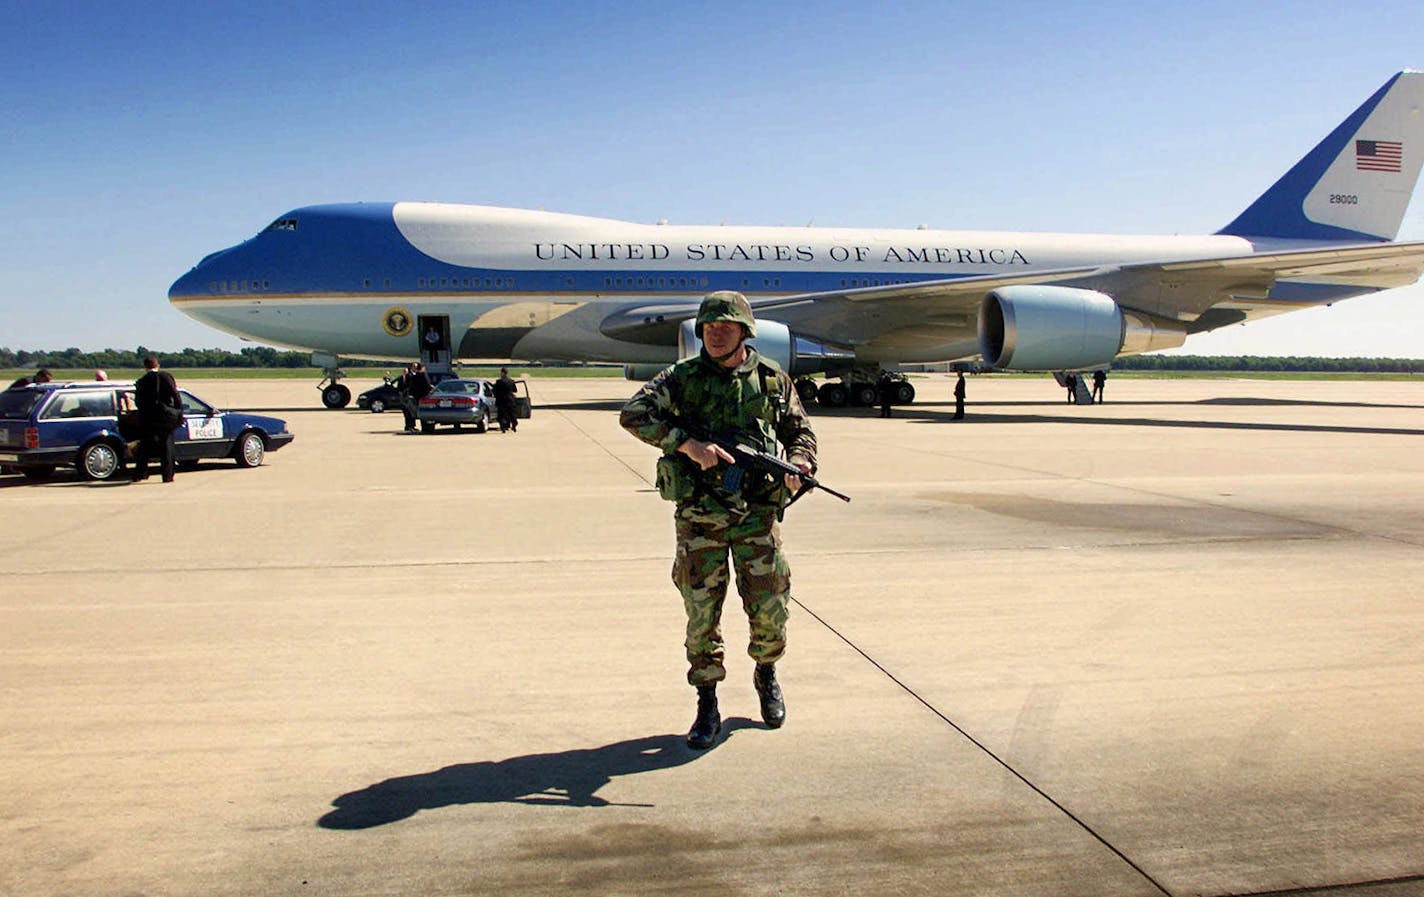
[550,407,654,488]
[792,595,1176,897]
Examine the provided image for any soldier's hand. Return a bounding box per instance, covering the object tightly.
[784,460,812,493]
[678,438,736,471]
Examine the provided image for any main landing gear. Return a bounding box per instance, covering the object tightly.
[795,367,915,409]
[314,353,351,409]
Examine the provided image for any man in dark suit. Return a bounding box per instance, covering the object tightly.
[493,367,518,433]
[132,355,183,483]
[397,362,433,432]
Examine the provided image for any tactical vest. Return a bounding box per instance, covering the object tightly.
[657,353,790,511]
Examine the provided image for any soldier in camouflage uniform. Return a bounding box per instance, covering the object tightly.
[620,291,817,750]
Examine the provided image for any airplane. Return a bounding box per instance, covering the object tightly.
[170,71,1424,410]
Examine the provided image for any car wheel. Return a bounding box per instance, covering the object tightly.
[79,440,123,481]
[234,431,266,468]
[420,420,434,433]
[369,397,386,413]
[474,411,488,433]
[20,465,56,481]
[177,459,201,471]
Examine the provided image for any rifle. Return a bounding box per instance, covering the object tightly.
[674,420,850,507]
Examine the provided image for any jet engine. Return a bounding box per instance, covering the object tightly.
[676,318,854,376]
[978,285,1185,371]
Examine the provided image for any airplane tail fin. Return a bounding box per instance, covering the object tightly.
[1218,70,1424,242]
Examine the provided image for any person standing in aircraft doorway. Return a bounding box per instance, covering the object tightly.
[423,325,442,364]
[620,291,818,751]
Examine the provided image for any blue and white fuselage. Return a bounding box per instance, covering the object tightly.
[170,202,1260,364]
[170,71,1424,404]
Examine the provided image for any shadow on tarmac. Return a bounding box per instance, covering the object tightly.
[318,724,755,830]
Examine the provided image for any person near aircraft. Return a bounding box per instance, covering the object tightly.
[1065,373,1078,404]
[131,355,182,483]
[953,371,966,420]
[493,368,519,433]
[1092,369,1107,403]
[7,368,52,389]
[620,291,817,751]
[422,325,442,363]
[94,369,108,381]
[876,371,894,418]
[397,362,432,433]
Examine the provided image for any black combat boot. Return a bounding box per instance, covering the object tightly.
[754,663,785,728]
[686,684,721,750]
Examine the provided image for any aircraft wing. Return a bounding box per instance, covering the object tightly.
[748,239,1424,348]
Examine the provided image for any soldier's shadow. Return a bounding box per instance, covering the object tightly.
[318,722,755,829]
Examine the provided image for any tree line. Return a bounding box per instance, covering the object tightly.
[1111,354,1421,373]
[2,346,1420,373]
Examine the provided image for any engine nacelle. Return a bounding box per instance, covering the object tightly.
[674,318,854,377]
[623,363,668,381]
[978,285,1187,371]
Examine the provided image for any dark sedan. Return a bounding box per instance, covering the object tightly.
[0,381,294,481]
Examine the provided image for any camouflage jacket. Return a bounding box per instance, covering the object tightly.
[620,348,817,511]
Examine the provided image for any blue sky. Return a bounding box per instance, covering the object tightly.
[4,0,1424,357]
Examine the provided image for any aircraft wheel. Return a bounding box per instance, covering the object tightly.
[322,384,352,409]
[78,440,123,481]
[369,397,386,413]
[234,431,266,468]
[895,382,916,404]
[795,379,818,404]
[817,382,848,408]
[852,384,877,407]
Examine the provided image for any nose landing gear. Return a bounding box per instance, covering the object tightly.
[314,353,351,409]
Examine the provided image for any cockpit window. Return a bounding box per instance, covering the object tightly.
[265,217,298,233]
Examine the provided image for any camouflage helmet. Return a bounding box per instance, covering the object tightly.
[694,290,756,339]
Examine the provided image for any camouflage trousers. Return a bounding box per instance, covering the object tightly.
[672,503,791,687]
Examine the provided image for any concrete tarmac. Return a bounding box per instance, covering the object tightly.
[4,374,1424,897]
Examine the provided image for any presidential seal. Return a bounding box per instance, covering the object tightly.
[382,306,413,337]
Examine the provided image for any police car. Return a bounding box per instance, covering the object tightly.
[0,381,294,481]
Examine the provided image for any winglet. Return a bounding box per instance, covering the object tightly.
[1219,70,1424,242]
